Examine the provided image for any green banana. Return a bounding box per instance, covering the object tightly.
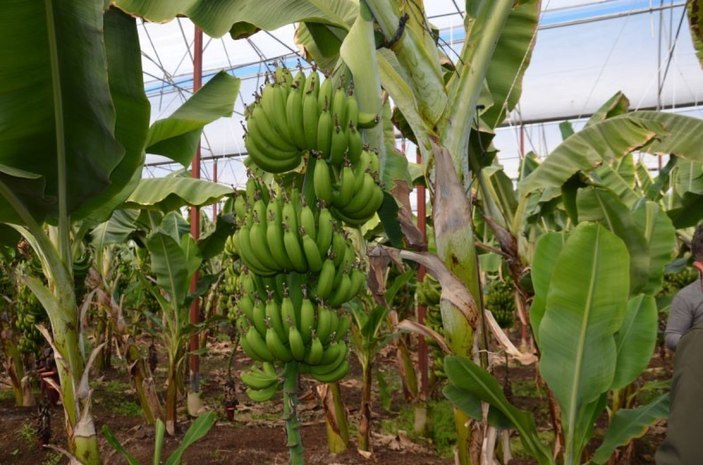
[334,164,355,208]
[266,327,293,362]
[250,105,296,150]
[265,298,286,342]
[286,83,306,148]
[316,306,333,343]
[317,79,332,115]
[245,326,275,362]
[328,274,352,307]
[266,217,294,270]
[245,135,301,174]
[329,121,346,166]
[288,326,306,361]
[249,221,281,271]
[331,86,347,126]
[283,226,308,273]
[315,207,333,255]
[313,157,333,204]
[237,294,255,323]
[281,294,297,330]
[241,368,278,390]
[246,384,278,402]
[236,226,274,276]
[334,315,352,341]
[301,232,323,272]
[315,259,335,301]
[252,299,267,337]
[347,124,362,164]
[310,359,349,383]
[345,93,358,129]
[299,205,317,241]
[316,106,332,156]
[304,336,324,365]
[239,331,265,362]
[302,88,319,149]
[299,297,315,343]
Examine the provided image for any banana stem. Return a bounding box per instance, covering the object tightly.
[283,361,304,465]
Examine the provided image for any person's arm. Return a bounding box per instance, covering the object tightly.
[665,291,694,351]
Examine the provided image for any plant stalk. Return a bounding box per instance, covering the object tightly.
[323,382,349,454]
[358,358,373,452]
[283,362,304,465]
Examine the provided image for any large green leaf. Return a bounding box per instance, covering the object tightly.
[520,112,703,197]
[519,118,661,196]
[673,159,703,195]
[611,294,657,390]
[481,0,540,128]
[538,223,630,464]
[590,394,670,465]
[124,177,233,212]
[365,0,446,126]
[688,0,703,69]
[585,92,630,127]
[576,187,649,295]
[667,191,703,228]
[115,0,354,38]
[631,200,676,294]
[76,8,150,222]
[91,209,140,248]
[145,72,239,167]
[197,213,236,260]
[529,231,566,344]
[444,356,554,465]
[0,0,123,223]
[165,411,217,465]
[440,0,513,174]
[146,230,189,306]
[592,165,639,208]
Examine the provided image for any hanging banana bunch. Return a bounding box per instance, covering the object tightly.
[244,64,383,228]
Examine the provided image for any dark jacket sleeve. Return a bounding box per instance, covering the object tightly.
[664,291,694,351]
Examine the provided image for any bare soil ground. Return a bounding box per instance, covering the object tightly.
[0,336,671,465]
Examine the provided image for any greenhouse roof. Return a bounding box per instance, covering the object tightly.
[139,0,703,188]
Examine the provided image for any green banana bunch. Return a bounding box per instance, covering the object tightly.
[416,275,441,308]
[244,65,378,175]
[313,150,384,227]
[484,278,516,328]
[241,362,280,402]
[235,273,355,381]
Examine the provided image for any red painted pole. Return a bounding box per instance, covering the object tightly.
[189,26,203,393]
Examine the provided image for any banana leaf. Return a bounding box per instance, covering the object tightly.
[77,8,150,223]
[611,294,657,390]
[686,0,703,69]
[146,230,191,306]
[590,394,669,465]
[529,231,566,343]
[538,223,630,464]
[145,72,239,167]
[576,186,650,295]
[0,2,126,224]
[520,113,703,197]
[115,0,355,38]
[124,177,233,212]
[480,0,540,129]
[585,92,630,127]
[631,200,676,295]
[444,355,554,465]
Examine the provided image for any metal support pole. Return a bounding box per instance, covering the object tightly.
[189,26,203,399]
[213,158,218,219]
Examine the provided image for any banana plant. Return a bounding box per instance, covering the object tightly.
[0,3,238,462]
[102,411,217,465]
[348,267,413,452]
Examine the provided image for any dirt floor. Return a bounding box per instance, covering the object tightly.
[0,336,672,465]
